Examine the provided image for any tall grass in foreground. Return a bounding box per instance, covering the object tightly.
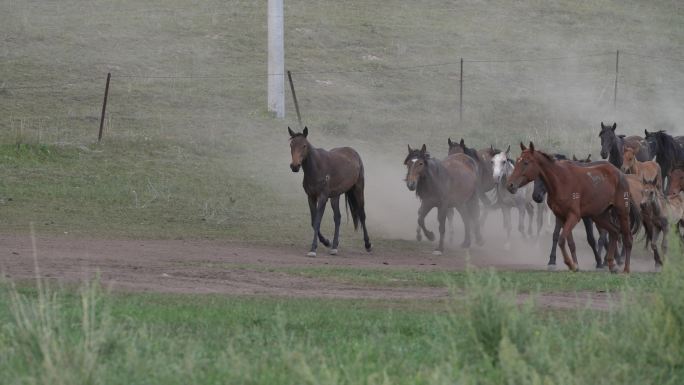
[1,237,682,384]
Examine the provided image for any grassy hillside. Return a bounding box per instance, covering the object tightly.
[1,0,683,241]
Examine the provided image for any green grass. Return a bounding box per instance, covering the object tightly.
[2,255,683,384]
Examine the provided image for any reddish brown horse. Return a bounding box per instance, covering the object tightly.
[507,142,639,273]
[666,163,684,197]
[622,147,663,191]
[289,127,371,257]
[405,144,482,254]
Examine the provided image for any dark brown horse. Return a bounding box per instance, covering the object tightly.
[288,127,371,257]
[447,138,498,225]
[599,122,651,168]
[507,142,639,273]
[405,144,482,254]
[644,130,684,192]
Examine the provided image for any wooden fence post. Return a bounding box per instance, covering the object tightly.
[98,72,111,143]
[287,70,303,129]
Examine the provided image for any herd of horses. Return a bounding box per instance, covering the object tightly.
[288,123,684,273]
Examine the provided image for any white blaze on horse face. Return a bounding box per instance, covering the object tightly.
[492,152,509,180]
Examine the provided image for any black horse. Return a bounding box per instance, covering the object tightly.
[644,129,684,192]
[599,122,651,169]
[532,154,604,270]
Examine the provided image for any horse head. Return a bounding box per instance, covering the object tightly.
[622,147,638,173]
[491,145,511,184]
[507,142,545,194]
[404,144,429,191]
[288,126,310,172]
[599,122,617,159]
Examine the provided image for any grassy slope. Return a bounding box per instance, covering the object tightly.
[0,0,682,243]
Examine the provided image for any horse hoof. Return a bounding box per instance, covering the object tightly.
[416,234,422,242]
[476,238,485,247]
[547,264,557,271]
[609,266,619,274]
[432,250,443,256]
[426,232,435,242]
[306,251,317,258]
[655,264,662,273]
[321,239,331,248]
[365,243,372,252]
[329,249,338,256]
[463,248,471,258]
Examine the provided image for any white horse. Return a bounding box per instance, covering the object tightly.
[491,146,536,248]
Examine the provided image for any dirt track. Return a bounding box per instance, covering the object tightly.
[1,234,650,309]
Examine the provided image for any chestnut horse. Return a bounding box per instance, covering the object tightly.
[288,127,371,257]
[622,147,663,191]
[532,154,603,270]
[667,163,684,197]
[507,142,639,273]
[405,144,482,254]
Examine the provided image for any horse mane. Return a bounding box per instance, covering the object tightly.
[654,131,682,166]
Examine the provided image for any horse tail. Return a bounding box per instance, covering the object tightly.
[345,195,350,224]
[345,190,360,231]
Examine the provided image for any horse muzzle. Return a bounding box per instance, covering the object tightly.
[290,164,301,173]
[532,192,545,203]
[506,180,519,194]
[600,150,608,159]
[406,181,417,191]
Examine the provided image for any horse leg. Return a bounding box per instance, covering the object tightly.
[597,228,608,266]
[557,214,580,272]
[470,196,484,247]
[516,204,526,239]
[536,202,545,238]
[417,203,435,242]
[434,206,448,255]
[447,208,455,244]
[526,203,534,237]
[329,196,342,255]
[594,213,620,273]
[479,191,490,227]
[566,227,579,270]
[456,205,471,249]
[547,216,561,269]
[307,195,328,257]
[502,207,512,250]
[582,217,602,269]
[616,205,633,274]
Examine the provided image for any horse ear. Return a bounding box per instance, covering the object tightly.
[288,126,295,137]
[520,142,527,151]
[420,144,427,154]
[573,154,578,161]
[490,144,494,151]
[303,126,308,137]
[505,145,510,155]
[460,138,465,146]
[587,154,591,161]
[529,142,535,152]
[612,123,616,131]
[448,137,453,146]
[407,144,412,153]
[644,129,649,136]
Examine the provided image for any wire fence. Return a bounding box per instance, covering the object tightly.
[2,49,684,151]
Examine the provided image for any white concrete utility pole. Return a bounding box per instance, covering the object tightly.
[268,0,285,118]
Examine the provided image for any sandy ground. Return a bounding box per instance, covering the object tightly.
[0,233,654,310]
